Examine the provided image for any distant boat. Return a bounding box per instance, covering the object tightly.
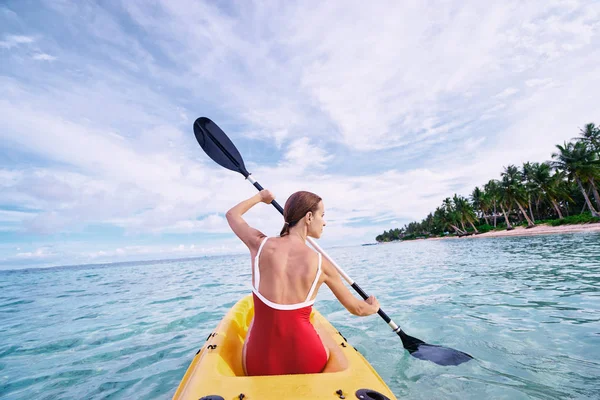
[361,243,379,246]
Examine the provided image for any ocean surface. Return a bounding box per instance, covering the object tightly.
[1,233,599,399]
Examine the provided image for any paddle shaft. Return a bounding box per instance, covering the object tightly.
[246,175,402,335]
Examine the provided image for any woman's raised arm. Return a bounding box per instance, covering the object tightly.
[225,190,275,252]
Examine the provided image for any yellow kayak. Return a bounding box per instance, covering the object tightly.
[174,294,397,400]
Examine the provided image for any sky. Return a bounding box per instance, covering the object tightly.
[1,0,599,270]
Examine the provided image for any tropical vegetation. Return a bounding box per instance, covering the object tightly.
[376,122,600,242]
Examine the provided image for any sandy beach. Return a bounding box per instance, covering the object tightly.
[413,223,600,241]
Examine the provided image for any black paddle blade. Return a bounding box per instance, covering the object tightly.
[410,343,473,366]
[398,330,473,366]
[193,117,250,177]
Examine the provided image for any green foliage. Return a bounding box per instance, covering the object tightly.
[530,218,555,225]
[547,212,600,226]
[401,233,420,241]
[375,228,403,242]
[477,224,493,233]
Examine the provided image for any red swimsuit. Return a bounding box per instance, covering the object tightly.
[245,238,328,376]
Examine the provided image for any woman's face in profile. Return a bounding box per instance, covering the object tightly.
[308,201,326,239]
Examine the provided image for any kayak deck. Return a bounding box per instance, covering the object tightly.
[174,294,396,400]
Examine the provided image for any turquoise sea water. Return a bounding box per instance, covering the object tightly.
[1,233,599,399]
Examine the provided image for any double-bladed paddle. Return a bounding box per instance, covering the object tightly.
[193,116,473,366]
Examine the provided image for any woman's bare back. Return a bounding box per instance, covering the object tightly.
[252,237,324,305]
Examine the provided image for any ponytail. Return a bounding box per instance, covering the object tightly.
[280,221,290,237]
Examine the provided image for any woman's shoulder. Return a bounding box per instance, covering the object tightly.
[266,237,316,257]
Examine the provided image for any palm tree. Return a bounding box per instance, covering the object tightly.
[482,191,494,225]
[471,186,489,225]
[442,197,466,235]
[496,182,514,229]
[576,126,600,208]
[522,162,538,222]
[454,194,479,233]
[526,162,571,220]
[552,141,600,217]
[463,196,479,233]
[546,170,572,219]
[433,207,448,234]
[484,179,501,228]
[501,165,535,227]
[578,123,600,155]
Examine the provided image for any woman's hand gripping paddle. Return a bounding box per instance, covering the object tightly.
[193,116,473,366]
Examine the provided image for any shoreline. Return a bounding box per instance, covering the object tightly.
[401,222,600,242]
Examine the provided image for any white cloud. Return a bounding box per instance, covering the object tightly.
[464,137,486,152]
[0,34,34,48]
[282,137,332,172]
[32,53,56,61]
[0,209,36,232]
[14,247,55,259]
[525,78,554,88]
[0,209,36,221]
[495,88,519,98]
[117,213,231,235]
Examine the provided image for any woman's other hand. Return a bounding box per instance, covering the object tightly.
[365,295,380,315]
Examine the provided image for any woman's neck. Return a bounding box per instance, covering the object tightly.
[288,226,308,242]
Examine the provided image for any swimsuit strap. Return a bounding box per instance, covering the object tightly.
[253,237,269,291]
[305,253,322,302]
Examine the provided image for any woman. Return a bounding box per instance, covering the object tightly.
[226,189,380,376]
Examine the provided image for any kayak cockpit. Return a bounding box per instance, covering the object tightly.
[215,296,348,376]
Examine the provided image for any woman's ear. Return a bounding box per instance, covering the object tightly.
[306,211,313,222]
